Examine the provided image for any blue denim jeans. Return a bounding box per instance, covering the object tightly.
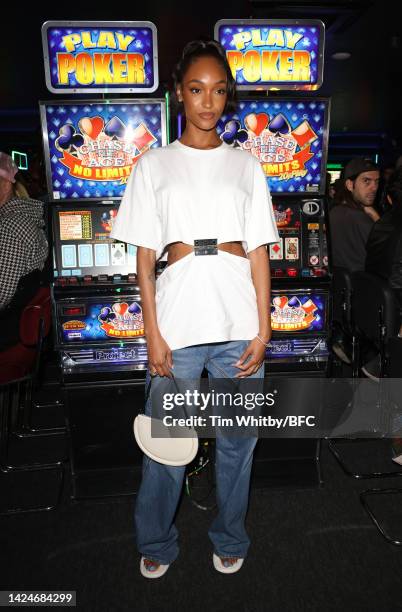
[134,340,264,564]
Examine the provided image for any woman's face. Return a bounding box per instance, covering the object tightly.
[177,55,228,132]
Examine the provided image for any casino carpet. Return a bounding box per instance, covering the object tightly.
[1,437,402,612]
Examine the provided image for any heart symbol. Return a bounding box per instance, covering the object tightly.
[244,113,269,136]
[104,116,126,139]
[273,296,288,309]
[112,303,122,315]
[79,116,104,139]
[268,113,291,135]
[119,303,129,316]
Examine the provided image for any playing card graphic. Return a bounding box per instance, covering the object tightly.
[269,239,284,260]
[285,237,299,261]
[111,243,126,266]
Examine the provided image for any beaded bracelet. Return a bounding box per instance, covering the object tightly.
[255,334,270,347]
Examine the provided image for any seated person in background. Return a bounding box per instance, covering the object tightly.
[365,168,402,462]
[329,158,380,364]
[363,168,402,373]
[0,152,49,350]
[329,157,380,272]
[366,167,402,313]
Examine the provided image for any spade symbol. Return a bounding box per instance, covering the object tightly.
[268,113,291,135]
[288,296,301,308]
[104,116,126,139]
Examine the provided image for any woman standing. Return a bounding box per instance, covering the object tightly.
[111,40,279,577]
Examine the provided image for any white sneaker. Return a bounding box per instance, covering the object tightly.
[213,553,244,574]
[140,557,170,579]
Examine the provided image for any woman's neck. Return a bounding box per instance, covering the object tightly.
[179,126,222,150]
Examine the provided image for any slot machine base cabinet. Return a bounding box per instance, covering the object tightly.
[63,381,146,500]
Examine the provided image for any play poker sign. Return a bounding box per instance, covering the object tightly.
[215,19,324,91]
[42,21,159,93]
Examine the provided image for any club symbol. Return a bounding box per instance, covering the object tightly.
[55,124,84,152]
[221,120,248,146]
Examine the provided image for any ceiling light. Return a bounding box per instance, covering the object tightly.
[331,52,352,60]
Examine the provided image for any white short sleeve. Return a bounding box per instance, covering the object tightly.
[245,157,279,252]
[110,154,162,254]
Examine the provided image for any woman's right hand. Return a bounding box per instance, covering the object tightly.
[146,331,173,378]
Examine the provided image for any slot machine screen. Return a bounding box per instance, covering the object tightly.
[53,204,136,278]
[267,289,329,360]
[271,291,326,334]
[58,296,145,346]
[216,98,330,195]
[40,99,166,201]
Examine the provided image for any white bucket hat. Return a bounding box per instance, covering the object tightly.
[133,375,199,466]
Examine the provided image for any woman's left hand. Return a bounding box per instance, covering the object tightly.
[233,337,267,378]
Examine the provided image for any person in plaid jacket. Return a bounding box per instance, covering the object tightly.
[0,152,48,349]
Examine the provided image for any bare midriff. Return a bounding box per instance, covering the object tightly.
[167,241,247,267]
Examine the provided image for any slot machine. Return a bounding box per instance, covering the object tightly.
[217,98,331,372]
[39,21,168,499]
[214,20,330,374]
[40,98,167,382]
[215,20,330,487]
[215,99,331,486]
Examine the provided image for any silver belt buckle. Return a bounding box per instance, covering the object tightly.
[194,239,218,256]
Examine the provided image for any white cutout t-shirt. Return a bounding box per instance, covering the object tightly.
[111,140,279,350]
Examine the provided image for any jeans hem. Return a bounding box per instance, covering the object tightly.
[213,549,248,559]
[139,552,178,565]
